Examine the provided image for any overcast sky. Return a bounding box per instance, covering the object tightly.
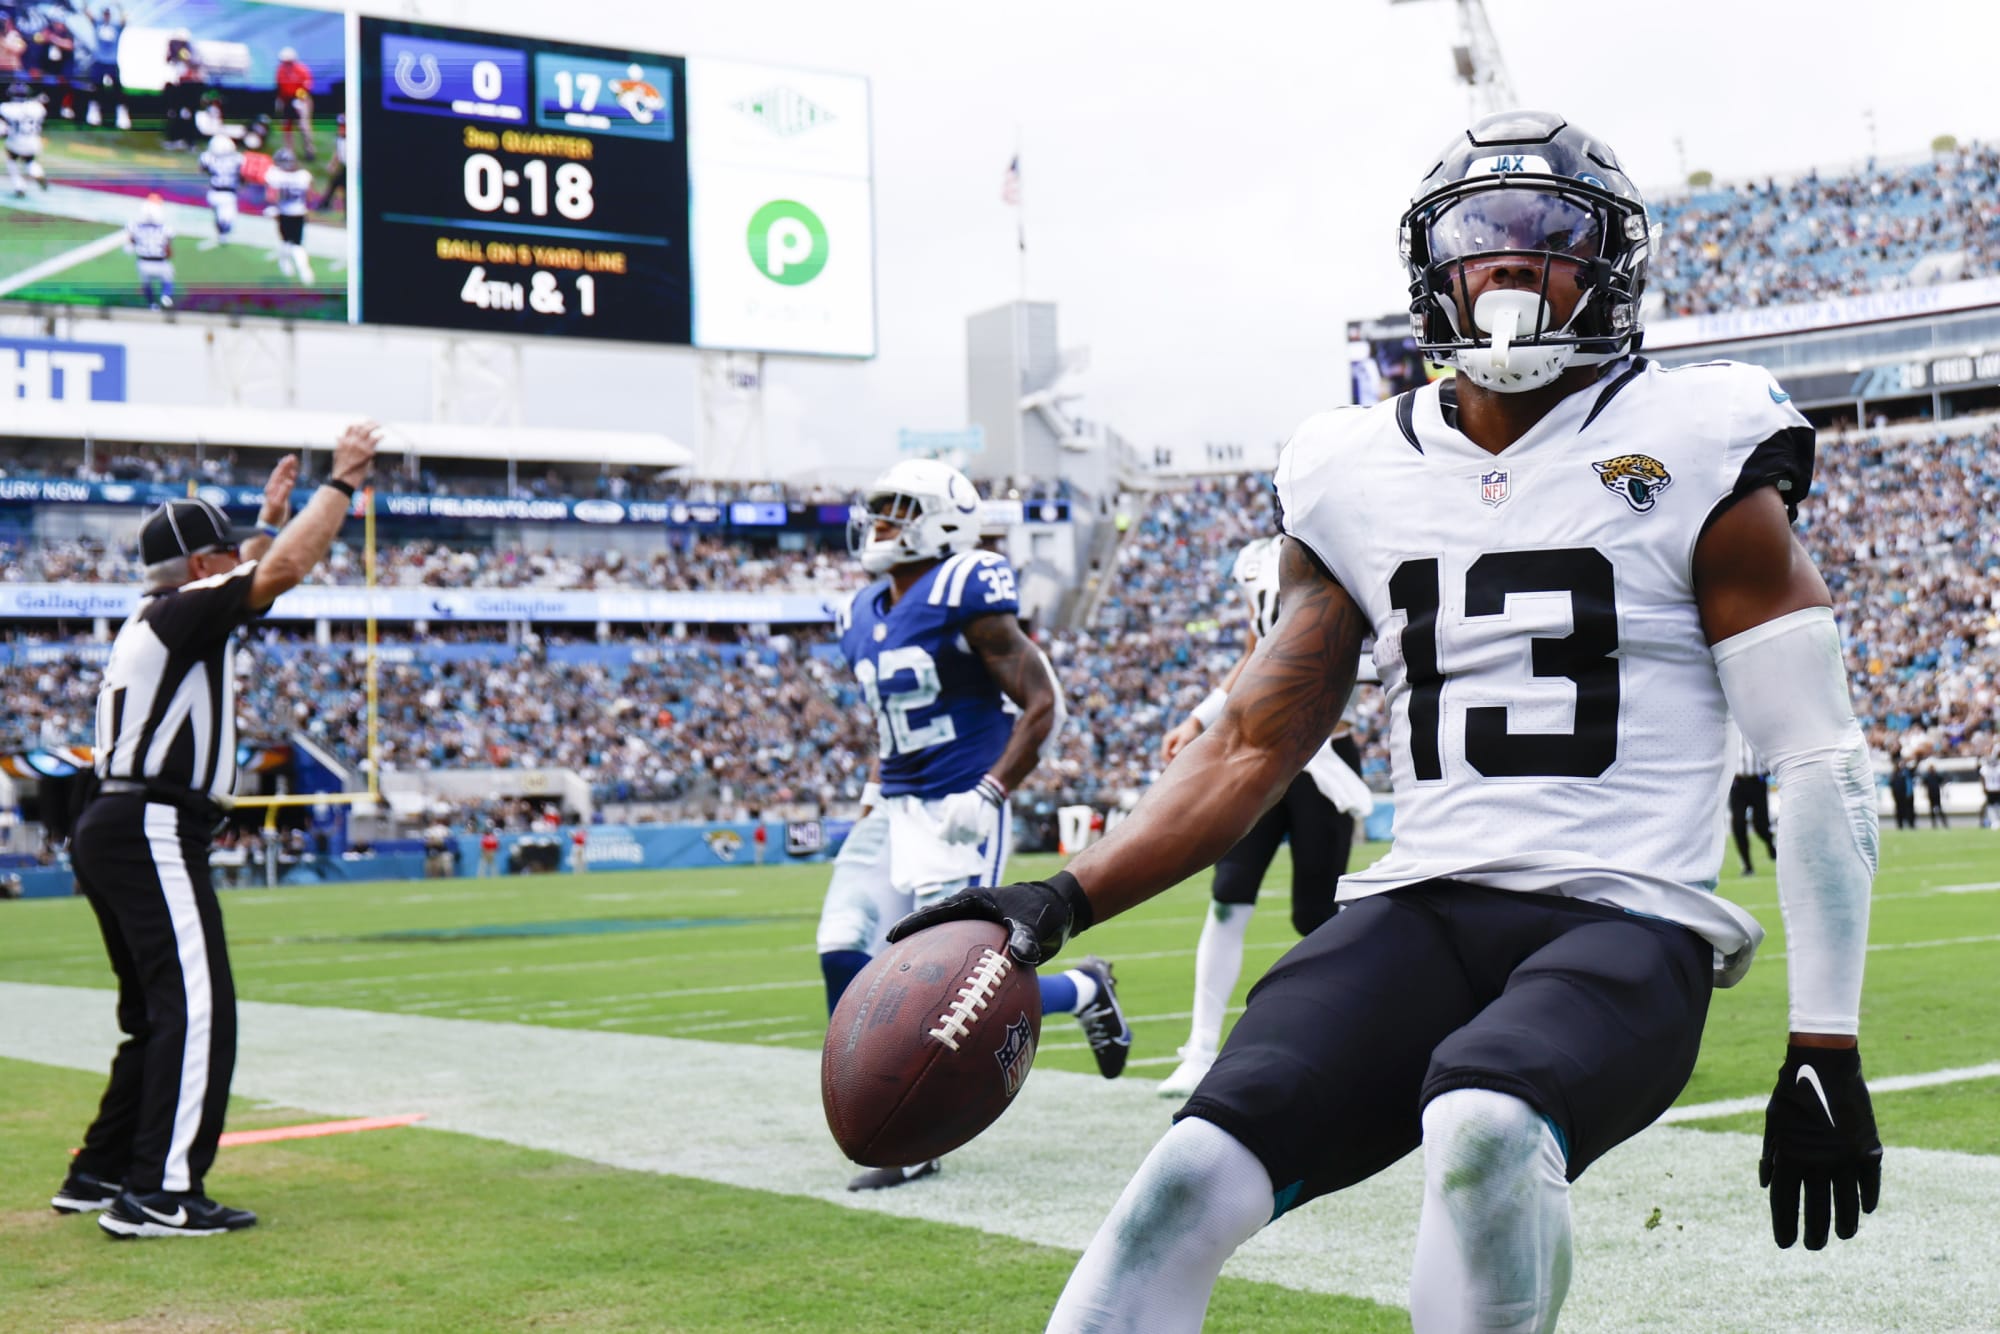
[325,0,2000,479]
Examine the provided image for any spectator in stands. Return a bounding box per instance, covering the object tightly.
[478,825,499,877]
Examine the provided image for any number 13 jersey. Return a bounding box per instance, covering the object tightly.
[1276,357,1814,983]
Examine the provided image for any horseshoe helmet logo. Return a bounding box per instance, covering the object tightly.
[394,52,442,101]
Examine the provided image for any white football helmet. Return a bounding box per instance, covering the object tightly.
[209,135,237,156]
[847,459,983,574]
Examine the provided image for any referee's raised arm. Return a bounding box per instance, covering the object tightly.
[249,420,383,610]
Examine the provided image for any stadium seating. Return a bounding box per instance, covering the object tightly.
[4,421,1995,816]
[1649,142,2000,316]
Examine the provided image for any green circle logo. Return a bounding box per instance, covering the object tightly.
[747,200,829,286]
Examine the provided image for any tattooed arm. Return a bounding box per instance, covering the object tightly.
[964,611,1059,794]
[1067,537,1368,921]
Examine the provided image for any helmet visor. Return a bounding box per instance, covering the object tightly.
[1425,189,1605,265]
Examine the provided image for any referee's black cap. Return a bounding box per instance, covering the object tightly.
[140,499,239,565]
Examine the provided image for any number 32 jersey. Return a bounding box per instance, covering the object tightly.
[1276,357,1814,983]
[839,550,1021,801]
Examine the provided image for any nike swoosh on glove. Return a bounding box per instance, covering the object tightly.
[1760,1044,1882,1250]
[933,783,1000,846]
[886,869,1095,966]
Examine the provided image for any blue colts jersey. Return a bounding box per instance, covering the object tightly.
[840,550,1021,800]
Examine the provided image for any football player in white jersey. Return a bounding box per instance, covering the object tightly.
[263,147,315,285]
[3,81,49,196]
[199,135,242,243]
[1153,535,1374,1097]
[125,194,174,310]
[898,111,1881,1331]
[817,459,1132,1191]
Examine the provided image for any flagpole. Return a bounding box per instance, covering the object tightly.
[1015,127,1027,302]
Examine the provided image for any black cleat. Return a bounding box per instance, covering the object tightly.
[1074,955,1133,1079]
[99,1190,257,1239]
[847,1159,940,1192]
[51,1170,122,1214]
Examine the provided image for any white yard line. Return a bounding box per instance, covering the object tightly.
[1662,1062,2000,1124]
[0,229,129,297]
[1763,932,2000,962]
[1,981,1994,1331]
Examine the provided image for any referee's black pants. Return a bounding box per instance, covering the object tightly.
[70,795,237,1198]
[1729,773,1776,871]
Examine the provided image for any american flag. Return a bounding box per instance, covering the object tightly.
[1001,155,1021,205]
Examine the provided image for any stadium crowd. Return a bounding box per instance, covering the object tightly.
[236,642,875,818]
[1,535,868,596]
[1650,141,2000,316]
[1,422,1995,818]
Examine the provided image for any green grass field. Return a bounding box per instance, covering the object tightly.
[1,828,1995,1330]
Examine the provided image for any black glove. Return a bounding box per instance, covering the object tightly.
[1760,1043,1882,1250]
[885,869,1095,966]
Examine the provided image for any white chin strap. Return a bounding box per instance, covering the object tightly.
[1453,288,1577,393]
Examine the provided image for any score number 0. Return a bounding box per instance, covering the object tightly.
[464,154,595,221]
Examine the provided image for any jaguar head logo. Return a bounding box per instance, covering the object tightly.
[1591,454,1673,513]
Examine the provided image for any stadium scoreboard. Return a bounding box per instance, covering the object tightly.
[0,1,875,358]
[358,21,693,344]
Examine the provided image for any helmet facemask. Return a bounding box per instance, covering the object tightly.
[845,462,983,575]
[848,489,930,574]
[1402,175,1650,393]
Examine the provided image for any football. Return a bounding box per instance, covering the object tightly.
[821,919,1043,1167]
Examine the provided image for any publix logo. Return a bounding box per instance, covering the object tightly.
[748,199,828,286]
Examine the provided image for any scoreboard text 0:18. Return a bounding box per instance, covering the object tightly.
[356,19,692,344]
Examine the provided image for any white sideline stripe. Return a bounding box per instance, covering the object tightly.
[1765,932,2000,962]
[3,981,1998,1330]
[1662,1062,2000,1124]
[0,229,128,297]
[1936,881,2000,894]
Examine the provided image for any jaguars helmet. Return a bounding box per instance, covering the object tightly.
[6,82,31,102]
[1401,110,1652,393]
[847,459,983,575]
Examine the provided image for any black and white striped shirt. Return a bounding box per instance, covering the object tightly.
[95,563,267,803]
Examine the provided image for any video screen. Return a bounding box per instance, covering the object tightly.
[0,0,347,319]
[1346,313,1442,405]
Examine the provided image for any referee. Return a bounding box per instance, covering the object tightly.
[1728,728,1778,877]
[53,422,380,1239]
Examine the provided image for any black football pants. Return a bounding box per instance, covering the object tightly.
[70,795,238,1197]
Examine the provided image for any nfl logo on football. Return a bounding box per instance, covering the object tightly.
[993,1014,1036,1098]
[1480,468,1511,508]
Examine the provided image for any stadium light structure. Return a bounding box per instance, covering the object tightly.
[1391,0,1520,120]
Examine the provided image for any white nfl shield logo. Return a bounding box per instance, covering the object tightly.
[1480,469,1511,507]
